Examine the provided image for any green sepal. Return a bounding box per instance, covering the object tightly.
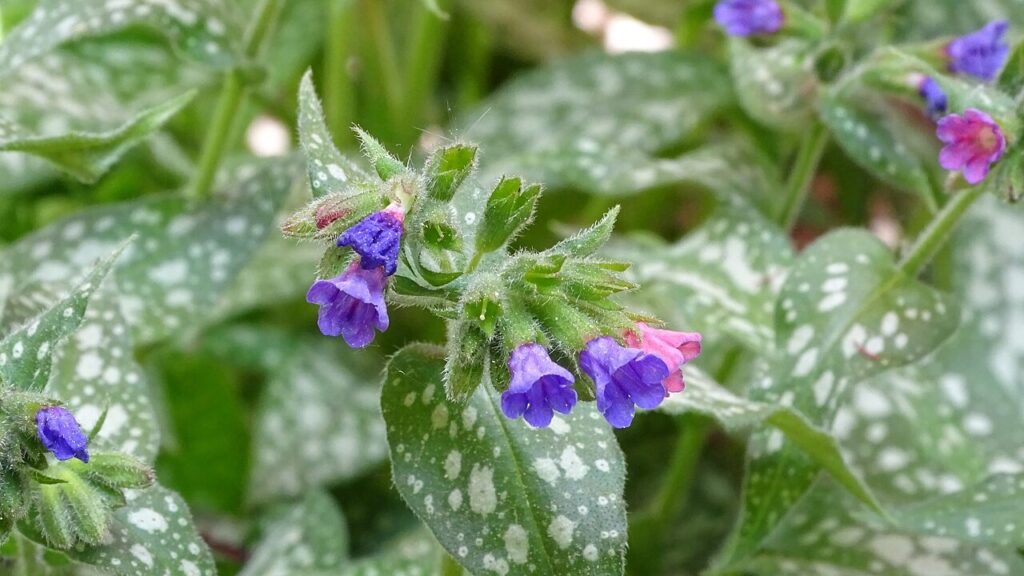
[476,177,541,254]
[527,295,599,352]
[317,246,356,280]
[520,253,567,293]
[461,273,504,338]
[496,297,547,351]
[416,246,465,286]
[443,321,489,404]
[22,462,123,549]
[561,261,638,301]
[281,187,388,240]
[71,452,154,491]
[547,206,619,257]
[420,206,463,252]
[1,468,28,539]
[425,143,477,201]
[354,126,406,180]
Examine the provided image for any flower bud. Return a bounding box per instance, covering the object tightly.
[425,144,477,202]
[35,406,89,463]
[476,177,541,254]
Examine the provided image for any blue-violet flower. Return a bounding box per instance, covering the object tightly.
[337,204,404,276]
[579,336,670,429]
[946,20,1010,82]
[306,260,389,347]
[917,76,948,119]
[500,343,578,428]
[713,0,784,37]
[937,108,1006,185]
[36,406,89,462]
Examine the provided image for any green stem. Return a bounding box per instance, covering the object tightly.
[898,184,985,277]
[361,0,405,135]
[186,0,283,201]
[404,0,449,131]
[775,123,829,230]
[440,551,463,576]
[325,0,357,145]
[454,12,492,110]
[466,250,483,274]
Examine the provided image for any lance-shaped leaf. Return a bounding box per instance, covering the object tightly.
[240,491,348,576]
[0,244,124,392]
[719,229,961,567]
[0,157,300,345]
[460,51,736,197]
[382,344,628,576]
[298,71,374,199]
[730,38,816,131]
[605,200,794,350]
[0,0,243,76]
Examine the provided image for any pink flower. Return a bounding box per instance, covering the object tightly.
[624,323,702,393]
[937,109,1007,185]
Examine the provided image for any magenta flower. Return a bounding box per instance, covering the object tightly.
[946,20,1010,82]
[36,406,89,462]
[337,204,404,276]
[579,336,670,428]
[937,109,1007,185]
[713,0,784,37]
[500,343,577,428]
[624,323,702,394]
[917,76,948,120]
[306,260,389,347]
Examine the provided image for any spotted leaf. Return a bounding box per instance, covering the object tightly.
[240,490,348,576]
[729,38,816,131]
[382,344,627,576]
[298,71,373,199]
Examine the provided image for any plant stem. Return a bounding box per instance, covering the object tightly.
[360,0,405,137]
[454,13,492,110]
[898,183,985,277]
[466,250,483,274]
[775,123,829,230]
[325,0,357,146]
[404,0,449,132]
[440,551,463,576]
[186,0,283,201]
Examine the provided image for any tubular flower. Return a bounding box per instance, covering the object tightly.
[337,204,405,276]
[500,343,578,428]
[937,108,1007,185]
[917,76,948,120]
[625,323,702,394]
[713,0,784,37]
[946,20,1010,82]
[36,406,90,463]
[306,260,389,347]
[579,336,670,428]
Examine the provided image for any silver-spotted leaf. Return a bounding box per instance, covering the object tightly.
[240,490,348,576]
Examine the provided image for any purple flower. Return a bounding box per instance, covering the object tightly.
[917,76,948,119]
[937,108,1007,185]
[36,406,89,463]
[579,336,670,428]
[713,0,784,37]
[500,344,577,428]
[946,20,1010,82]
[337,205,404,276]
[306,261,389,347]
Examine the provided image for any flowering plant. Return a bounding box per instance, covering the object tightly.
[0,0,1023,575]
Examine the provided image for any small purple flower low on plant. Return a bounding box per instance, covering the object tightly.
[337,204,405,276]
[500,343,577,428]
[946,20,1010,82]
[625,323,702,394]
[36,406,90,462]
[306,261,390,347]
[937,108,1007,185]
[917,76,948,119]
[579,336,670,429]
[713,0,784,37]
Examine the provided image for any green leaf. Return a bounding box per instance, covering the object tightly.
[461,51,735,196]
[843,0,889,22]
[382,344,627,576]
[425,144,478,202]
[548,206,620,258]
[0,243,123,392]
[721,229,961,566]
[298,70,374,199]
[476,177,540,253]
[0,158,300,345]
[249,336,387,504]
[605,201,794,350]
[0,0,243,76]
[0,90,195,183]
[241,491,348,575]
[729,38,816,131]
[339,530,450,575]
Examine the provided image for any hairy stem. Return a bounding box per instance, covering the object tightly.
[775,123,829,230]
[898,184,985,277]
[186,0,283,201]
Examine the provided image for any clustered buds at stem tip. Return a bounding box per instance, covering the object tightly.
[946,20,1010,82]
[713,0,784,37]
[307,261,390,348]
[624,323,703,394]
[579,336,671,429]
[500,343,578,428]
[35,406,90,463]
[337,204,405,276]
[937,109,1007,185]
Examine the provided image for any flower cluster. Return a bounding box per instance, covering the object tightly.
[501,326,701,429]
